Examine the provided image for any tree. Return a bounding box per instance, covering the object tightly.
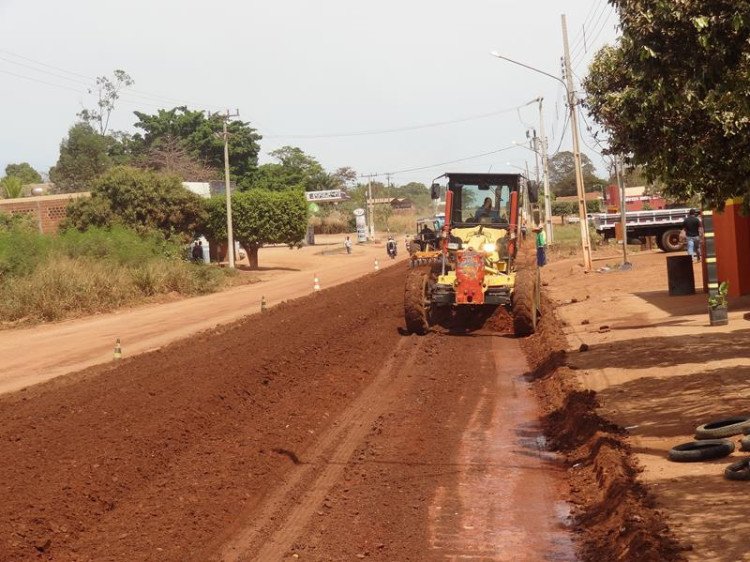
[584,2,750,209]
[551,200,577,223]
[132,107,261,186]
[0,177,24,199]
[138,136,219,181]
[249,146,331,192]
[203,189,307,269]
[548,151,606,197]
[78,69,134,135]
[396,182,431,211]
[328,166,358,190]
[49,123,112,192]
[5,163,41,185]
[62,166,206,241]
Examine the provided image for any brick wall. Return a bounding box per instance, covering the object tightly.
[0,192,90,234]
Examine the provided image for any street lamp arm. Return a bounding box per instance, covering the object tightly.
[490,52,568,94]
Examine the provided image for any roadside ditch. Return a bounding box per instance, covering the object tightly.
[521,294,688,561]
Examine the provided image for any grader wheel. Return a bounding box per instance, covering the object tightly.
[404,266,432,335]
[512,266,540,337]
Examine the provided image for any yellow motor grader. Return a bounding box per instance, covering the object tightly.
[404,172,540,337]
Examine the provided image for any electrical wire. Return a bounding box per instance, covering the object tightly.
[363,144,520,178]
[265,104,535,140]
[569,0,605,53]
[552,111,571,155]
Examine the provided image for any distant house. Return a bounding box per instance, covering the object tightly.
[390,197,414,212]
[0,192,89,234]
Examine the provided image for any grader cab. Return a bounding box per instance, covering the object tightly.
[404,172,540,337]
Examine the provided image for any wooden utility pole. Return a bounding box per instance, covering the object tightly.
[212,109,240,268]
[615,154,631,268]
[562,14,593,271]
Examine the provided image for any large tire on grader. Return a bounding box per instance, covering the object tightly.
[512,266,540,337]
[404,266,432,335]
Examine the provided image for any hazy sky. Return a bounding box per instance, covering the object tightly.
[0,0,619,185]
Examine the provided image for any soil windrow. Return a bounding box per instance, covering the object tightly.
[0,266,406,561]
[523,294,687,562]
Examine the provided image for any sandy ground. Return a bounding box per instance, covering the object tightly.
[0,259,575,561]
[0,234,406,395]
[544,247,750,561]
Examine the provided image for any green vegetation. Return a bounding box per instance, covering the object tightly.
[204,189,308,269]
[584,1,750,209]
[50,122,114,192]
[63,166,206,241]
[0,221,229,324]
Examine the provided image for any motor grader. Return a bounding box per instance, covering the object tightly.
[404,172,540,337]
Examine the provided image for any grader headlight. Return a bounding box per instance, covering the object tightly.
[482,242,496,254]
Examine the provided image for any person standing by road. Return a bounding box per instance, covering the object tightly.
[683,209,702,262]
[344,236,352,255]
[191,240,203,262]
[534,225,547,267]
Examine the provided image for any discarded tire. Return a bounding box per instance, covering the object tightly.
[725,458,750,481]
[741,436,750,452]
[668,439,735,462]
[695,416,750,439]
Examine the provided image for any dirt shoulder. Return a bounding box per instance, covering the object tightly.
[0,234,405,395]
[540,248,750,561]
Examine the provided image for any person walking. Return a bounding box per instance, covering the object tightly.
[534,225,547,267]
[191,240,203,262]
[683,209,702,262]
[344,236,352,255]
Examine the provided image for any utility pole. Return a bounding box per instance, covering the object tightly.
[562,14,593,272]
[615,154,632,269]
[216,109,240,268]
[537,98,554,244]
[361,173,376,240]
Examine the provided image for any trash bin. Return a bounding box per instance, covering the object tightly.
[667,255,695,296]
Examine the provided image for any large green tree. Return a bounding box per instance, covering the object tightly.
[584,1,750,209]
[203,189,307,269]
[252,146,329,191]
[50,123,113,192]
[132,107,261,185]
[548,151,606,196]
[5,163,42,185]
[63,166,206,241]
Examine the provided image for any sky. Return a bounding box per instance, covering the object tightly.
[0,0,619,186]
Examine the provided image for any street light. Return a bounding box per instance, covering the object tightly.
[490,50,592,270]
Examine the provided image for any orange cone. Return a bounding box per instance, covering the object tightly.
[313,274,321,291]
[113,338,122,360]
[374,259,380,271]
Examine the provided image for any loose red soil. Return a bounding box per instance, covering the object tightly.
[522,294,687,561]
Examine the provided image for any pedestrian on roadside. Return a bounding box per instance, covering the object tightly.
[683,209,702,262]
[344,236,352,255]
[534,225,547,267]
[191,240,203,262]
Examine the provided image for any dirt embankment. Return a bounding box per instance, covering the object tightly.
[522,294,687,562]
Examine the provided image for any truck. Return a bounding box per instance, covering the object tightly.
[592,208,694,252]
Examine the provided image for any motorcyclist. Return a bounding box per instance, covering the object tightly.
[386,236,397,259]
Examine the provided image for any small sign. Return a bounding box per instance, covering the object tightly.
[305,190,347,202]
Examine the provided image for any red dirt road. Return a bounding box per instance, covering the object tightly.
[0,264,574,561]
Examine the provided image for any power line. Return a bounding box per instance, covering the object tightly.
[551,111,571,155]
[569,0,605,52]
[366,144,519,178]
[265,104,534,140]
[570,1,609,60]
[0,68,84,94]
[572,4,617,68]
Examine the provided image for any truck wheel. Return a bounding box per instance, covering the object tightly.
[661,229,684,252]
[512,266,539,337]
[404,266,431,335]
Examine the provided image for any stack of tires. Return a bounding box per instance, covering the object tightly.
[668,416,750,480]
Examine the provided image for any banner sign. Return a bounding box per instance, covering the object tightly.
[305,190,347,202]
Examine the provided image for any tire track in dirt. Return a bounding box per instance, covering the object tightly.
[217,337,423,561]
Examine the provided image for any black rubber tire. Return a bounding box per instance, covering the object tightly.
[404,267,431,335]
[512,266,538,337]
[725,458,750,481]
[740,435,750,452]
[695,416,750,439]
[660,229,685,252]
[668,439,735,462]
[655,236,665,251]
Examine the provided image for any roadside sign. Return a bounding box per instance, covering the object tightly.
[305,190,348,203]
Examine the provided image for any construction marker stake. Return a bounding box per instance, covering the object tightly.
[113,338,122,361]
[374,259,380,271]
[261,296,267,312]
[313,274,321,292]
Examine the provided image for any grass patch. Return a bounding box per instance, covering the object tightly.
[0,223,231,324]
